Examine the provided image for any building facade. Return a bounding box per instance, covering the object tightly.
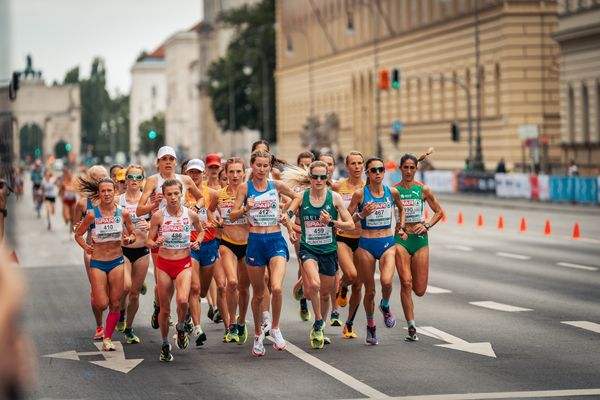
[554,0,600,175]
[129,46,167,155]
[276,0,562,172]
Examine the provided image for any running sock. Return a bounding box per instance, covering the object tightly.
[176,323,184,332]
[367,315,375,328]
[124,328,132,335]
[119,310,125,322]
[380,298,390,308]
[299,298,308,309]
[162,337,169,346]
[105,311,120,339]
[347,304,359,324]
[194,324,204,334]
[262,311,271,320]
[407,320,416,328]
[313,319,324,330]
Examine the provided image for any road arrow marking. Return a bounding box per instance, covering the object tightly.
[562,321,600,334]
[417,326,497,358]
[42,341,143,374]
[469,301,532,312]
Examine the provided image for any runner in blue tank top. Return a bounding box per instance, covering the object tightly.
[230,149,301,357]
[346,157,407,345]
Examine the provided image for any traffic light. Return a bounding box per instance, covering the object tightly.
[65,143,72,152]
[391,69,400,89]
[379,69,390,90]
[148,130,157,139]
[451,122,460,142]
[34,148,41,157]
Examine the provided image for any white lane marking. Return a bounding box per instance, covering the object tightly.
[557,262,598,271]
[495,252,531,260]
[426,286,452,294]
[469,301,532,312]
[445,244,473,252]
[383,388,600,400]
[266,337,389,399]
[148,266,208,303]
[562,321,600,334]
[417,326,496,358]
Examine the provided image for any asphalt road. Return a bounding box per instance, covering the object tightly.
[12,187,600,400]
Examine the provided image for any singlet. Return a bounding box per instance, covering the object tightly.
[336,179,365,238]
[199,184,216,242]
[246,179,280,227]
[155,173,186,208]
[91,206,123,243]
[118,193,149,227]
[394,181,424,224]
[218,186,247,226]
[358,185,394,230]
[63,182,77,200]
[300,189,338,254]
[42,178,56,198]
[160,207,191,250]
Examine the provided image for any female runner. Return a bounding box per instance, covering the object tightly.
[118,165,151,344]
[41,169,57,230]
[60,168,78,232]
[74,177,136,351]
[210,157,251,344]
[347,157,406,345]
[147,179,204,362]
[331,151,366,338]
[394,150,443,341]
[230,149,300,356]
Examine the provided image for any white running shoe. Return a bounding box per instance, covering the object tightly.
[271,328,286,351]
[252,332,266,357]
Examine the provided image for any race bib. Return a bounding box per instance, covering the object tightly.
[401,199,423,223]
[94,216,123,242]
[304,220,333,245]
[161,218,191,249]
[247,190,279,227]
[365,201,393,228]
[221,200,247,225]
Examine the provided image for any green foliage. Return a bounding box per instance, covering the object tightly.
[138,113,165,154]
[63,66,79,84]
[206,0,275,142]
[136,50,149,62]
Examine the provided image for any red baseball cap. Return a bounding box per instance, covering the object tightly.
[205,154,222,168]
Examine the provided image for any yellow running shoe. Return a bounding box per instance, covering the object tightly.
[102,338,116,351]
[310,326,325,349]
[116,320,126,333]
[343,321,357,339]
[292,278,303,301]
[336,283,349,308]
[237,324,248,345]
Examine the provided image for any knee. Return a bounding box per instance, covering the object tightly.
[380,278,393,290]
[270,285,283,298]
[190,282,200,296]
[345,270,358,285]
[128,291,140,304]
[159,297,171,310]
[226,279,238,293]
[122,284,131,297]
[253,290,264,304]
[364,287,376,299]
[401,278,413,292]
[413,286,426,297]
[109,300,120,312]
[216,281,227,294]
[95,299,109,311]
[175,294,189,307]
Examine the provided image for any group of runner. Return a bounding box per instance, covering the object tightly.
[68,140,443,362]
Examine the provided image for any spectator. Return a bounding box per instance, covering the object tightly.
[495,158,507,173]
[567,159,579,176]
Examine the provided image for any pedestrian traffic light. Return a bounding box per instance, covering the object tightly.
[391,69,400,89]
[12,72,20,91]
[34,148,41,157]
[65,143,71,152]
[451,122,460,142]
[379,69,390,90]
[148,130,157,139]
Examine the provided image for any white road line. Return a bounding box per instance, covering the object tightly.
[557,262,598,271]
[445,244,473,252]
[266,337,389,399]
[562,321,600,334]
[426,286,452,294]
[469,301,532,312]
[377,387,600,400]
[495,252,531,260]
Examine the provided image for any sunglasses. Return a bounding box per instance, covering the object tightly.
[368,166,385,174]
[309,173,328,181]
[126,174,144,181]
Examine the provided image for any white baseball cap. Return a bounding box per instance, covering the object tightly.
[186,158,205,172]
[156,146,177,160]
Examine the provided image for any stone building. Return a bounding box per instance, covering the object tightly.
[276,0,562,171]
[554,0,600,175]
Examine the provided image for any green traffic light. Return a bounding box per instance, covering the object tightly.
[65,143,72,151]
[148,130,157,139]
[392,81,399,89]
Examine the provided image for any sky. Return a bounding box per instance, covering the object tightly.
[9,0,202,95]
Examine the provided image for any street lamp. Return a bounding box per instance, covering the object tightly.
[285,30,314,116]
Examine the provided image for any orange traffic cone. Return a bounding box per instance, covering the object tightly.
[544,219,551,236]
[441,212,447,223]
[457,212,463,225]
[497,215,504,230]
[477,213,484,227]
[425,208,430,220]
[519,217,527,233]
[572,223,580,240]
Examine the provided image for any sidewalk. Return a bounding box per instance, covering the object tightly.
[436,192,599,216]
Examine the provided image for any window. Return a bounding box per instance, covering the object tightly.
[151,85,157,98]
[568,85,575,143]
[582,83,589,143]
[479,66,485,117]
[495,63,501,115]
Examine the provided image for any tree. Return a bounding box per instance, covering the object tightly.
[138,113,165,154]
[63,66,79,84]
[206,0,275,142]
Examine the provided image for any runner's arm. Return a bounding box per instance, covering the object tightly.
[229,184,249,222]
[136,176,159,216]
[423,185,443,229]
[146,212,162,248]
[74,212,94,252]
[331,192,356,231]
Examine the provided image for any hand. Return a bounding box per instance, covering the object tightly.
[360,201,376,218]
[72,220,82,233]
[278,212,290,225]
[136,219,149,231]
[214,217,224,228]
[121,232,130,245]
[413,223,427,235]
[319,210,332,225]
[154,236,165,248]
[245,197,255,211]
[288,230,298,243]
[152,193,164,207]
[190,241,200,250]
[85,244,94,254]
